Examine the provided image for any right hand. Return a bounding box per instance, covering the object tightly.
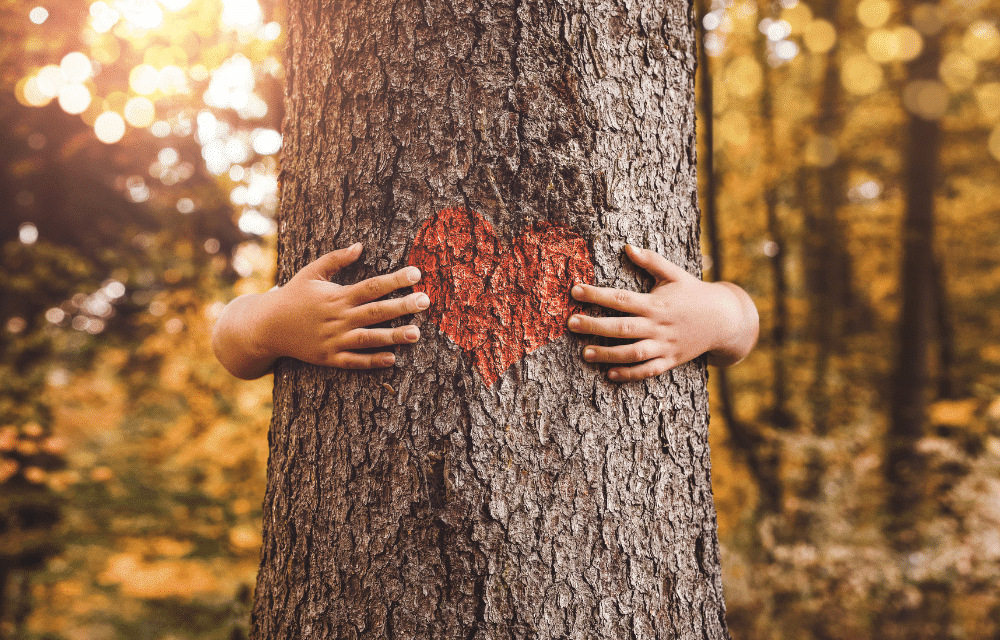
[258,243,431,369]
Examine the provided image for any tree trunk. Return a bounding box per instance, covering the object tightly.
[251,1,730,638]
[886,0,941,543]
[804,0,850,439]
[757,22,793,434]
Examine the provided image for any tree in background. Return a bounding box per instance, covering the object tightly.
[1,0,283,636]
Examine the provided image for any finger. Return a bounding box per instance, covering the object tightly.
[305,243,363,280]
[349,292,431,327]
[582,339,661,364]
[341,325,421,350]
[567,313,653,339]
[570,283,646,314]
[329,351,397,369]
[608,357,673,382]
[624,245,691,284]
[348,266,422,304]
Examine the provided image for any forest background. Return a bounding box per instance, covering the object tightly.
[1,0,999,638]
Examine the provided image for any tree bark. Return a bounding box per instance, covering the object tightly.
[252,1,730,638]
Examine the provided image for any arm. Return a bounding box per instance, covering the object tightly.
[212,243,430,380]
[567,244,759,382]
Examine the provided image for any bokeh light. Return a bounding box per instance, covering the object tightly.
[19,76,52,107]
[939,53,978,91]
[857,0,891,29]
[221,0,262,30]
[58,83,92,114]
[19,223,39,245]
[780,3,811,33]
[963,21,999,60]
[176,197,195,213]
[94,111,126,143]
[238,210,273,235]
[201,140,229,175]
[60,52,93,83]
[260,21,281,40]
[803,19,837,54]
[251,128,281,155]
[841,54,883,95]
[117,0,164,29]
[974,83,1000,121]
[90,1,120,32]
[36,64,65,98]
[773,40,799,61]
[129,64,159,95]
[158,148,179,166]
[29,6,49,24]
[124,96,155,127]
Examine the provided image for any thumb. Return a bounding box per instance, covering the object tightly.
[303,243,363,280]
[625,244,691,284]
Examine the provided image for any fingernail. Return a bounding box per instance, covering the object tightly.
[608,370,620,380]
[583,347,595,360]
[351,242,362,251]
[568,315,581,330]
[406,266,421,283]
[382,354,396,366]
[416,293,430,309]
[571,285,584,298]
[404,327,419,341]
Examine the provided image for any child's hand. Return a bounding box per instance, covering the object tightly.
[567,244,759,382]
[212,243,430,380]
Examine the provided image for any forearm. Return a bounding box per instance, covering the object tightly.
[705,282,759,368]
[211,291,280,380]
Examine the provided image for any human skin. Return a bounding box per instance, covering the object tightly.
[213,243,757,383]
[211,243,429,380]
[568,244,759,382]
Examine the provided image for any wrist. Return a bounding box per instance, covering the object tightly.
[706,282,758,367]
[248,287,285,363]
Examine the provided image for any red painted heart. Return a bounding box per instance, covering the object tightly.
[408,206,595,387]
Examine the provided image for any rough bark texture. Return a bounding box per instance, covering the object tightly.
[251,0,729,638]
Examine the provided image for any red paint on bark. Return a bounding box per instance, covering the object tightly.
[408,206,595,386]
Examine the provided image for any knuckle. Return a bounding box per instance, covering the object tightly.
[365,303,384,322]
[632,346,648,362]
[328,353,348,368]
[362,278,383,298]
[618,320,635,337]
[407,294,423,313]
[612,290,631,306]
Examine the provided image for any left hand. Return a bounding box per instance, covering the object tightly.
[567,244,758,382]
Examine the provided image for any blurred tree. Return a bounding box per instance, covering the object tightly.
[0,0,282,635]
[886,0,942,545]
[251,0,730,638]
[804,0,854,438]
[757,6,794,437]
